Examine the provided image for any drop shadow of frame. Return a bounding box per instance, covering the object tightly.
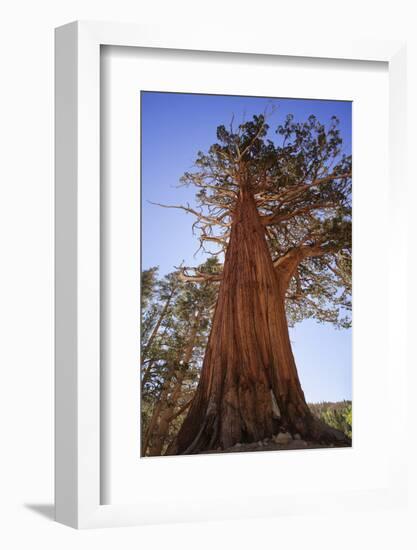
[24,503,55,521]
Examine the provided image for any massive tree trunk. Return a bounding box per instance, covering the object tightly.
[167,185,347,455]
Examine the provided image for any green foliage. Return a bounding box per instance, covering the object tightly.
[141,266,158,310]
[141,259,221,453]
[309,401,352,438]
[178,110,352,329]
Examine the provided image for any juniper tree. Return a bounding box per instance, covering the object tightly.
[159,111,351,455]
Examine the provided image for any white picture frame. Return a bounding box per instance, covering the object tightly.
[55,20,407,529]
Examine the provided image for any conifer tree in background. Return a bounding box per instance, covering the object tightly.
[153,112,352,454]
[141,270,181,393]
[141,259,220,456]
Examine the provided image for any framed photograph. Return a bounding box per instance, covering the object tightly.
[55,21,407,528]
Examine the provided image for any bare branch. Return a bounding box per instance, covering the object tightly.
[261,202,336,226]
[273,241,340,291]
[200,234,229,244]
[256,171,352,208]
[192,180,238,197]
[176,266,223,283]
[149,201,231,227]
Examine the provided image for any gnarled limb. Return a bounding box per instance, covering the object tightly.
[149,201,231,227]
[273,242,339,292]
[261,202,336,226]
[176,266,223,283]
[255,171,352,208]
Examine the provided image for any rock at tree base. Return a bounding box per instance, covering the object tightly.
[273,432,293,444]
[204,435,350,454]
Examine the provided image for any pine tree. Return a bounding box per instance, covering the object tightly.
[141,259,220,456]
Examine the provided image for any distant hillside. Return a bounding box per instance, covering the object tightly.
[309,400,352,438]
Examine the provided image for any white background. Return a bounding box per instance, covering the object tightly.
[1,1,416,549]
[103,47,392,507]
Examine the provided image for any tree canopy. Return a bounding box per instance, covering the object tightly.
[155,111,352,328]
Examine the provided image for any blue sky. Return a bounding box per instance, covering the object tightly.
[141,91,352,403]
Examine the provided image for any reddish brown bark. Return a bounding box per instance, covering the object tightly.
[168,185,348,455]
